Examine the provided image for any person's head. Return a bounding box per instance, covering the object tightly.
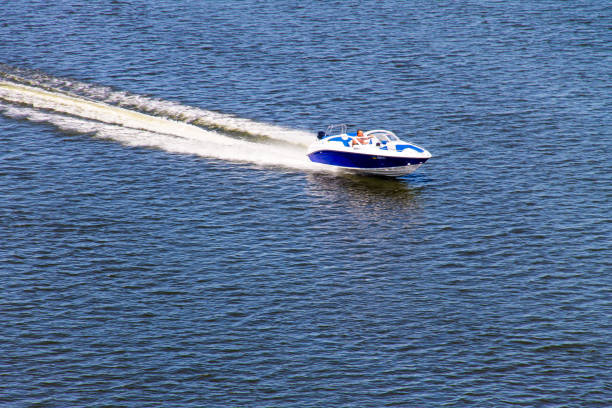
[357,129,363,137]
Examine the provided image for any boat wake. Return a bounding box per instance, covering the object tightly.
[0,65,316,171]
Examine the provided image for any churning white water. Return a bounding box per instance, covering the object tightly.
[0,76,317,171]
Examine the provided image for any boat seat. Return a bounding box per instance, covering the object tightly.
[327,136,352,147]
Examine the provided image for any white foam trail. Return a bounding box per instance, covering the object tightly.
[1,70,315,146]
[0,81,316,170]
[101,91,315,147]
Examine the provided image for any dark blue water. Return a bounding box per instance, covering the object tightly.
[1,1,610,406]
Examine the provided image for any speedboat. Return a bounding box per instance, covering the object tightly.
[307,124,431,176]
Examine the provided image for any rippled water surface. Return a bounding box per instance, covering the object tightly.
[1,1,610,406]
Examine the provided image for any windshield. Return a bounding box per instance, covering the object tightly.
[365,130,399,142]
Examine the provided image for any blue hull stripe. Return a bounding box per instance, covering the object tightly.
[395,144,425,153]
[308,150,428,169]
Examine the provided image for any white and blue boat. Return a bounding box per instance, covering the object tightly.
[308,124,431,176]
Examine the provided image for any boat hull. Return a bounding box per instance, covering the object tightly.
[308,149,429,176]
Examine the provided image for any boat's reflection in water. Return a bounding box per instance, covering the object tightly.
[306,172,424,224]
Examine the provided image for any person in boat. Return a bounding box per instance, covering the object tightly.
[352,129,371,146]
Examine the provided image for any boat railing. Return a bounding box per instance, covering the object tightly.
[325,123,348,136]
